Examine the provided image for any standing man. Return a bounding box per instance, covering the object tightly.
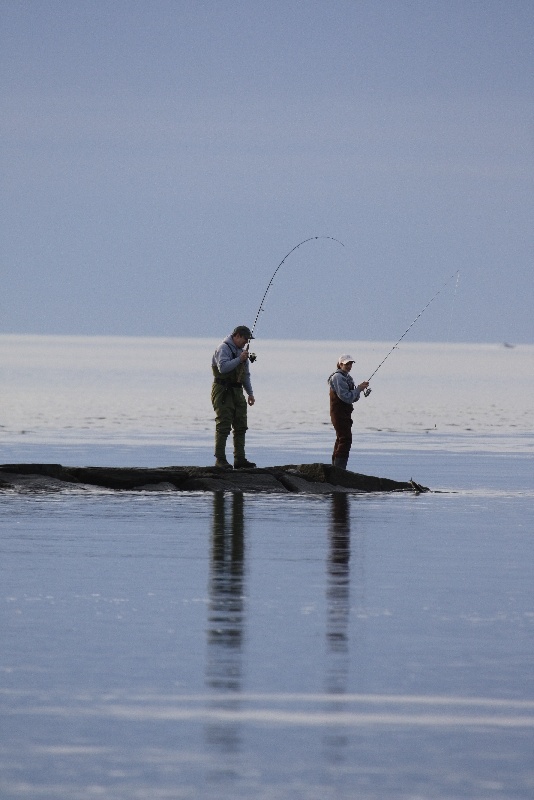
[328,354,369,470]
[211,326,257,470]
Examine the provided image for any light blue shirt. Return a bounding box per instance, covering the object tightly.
[212,335,253,396]
[328,369,361,404]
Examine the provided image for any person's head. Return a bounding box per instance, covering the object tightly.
[337,354,355,372]
[232,325,254,348]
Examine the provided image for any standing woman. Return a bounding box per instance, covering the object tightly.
[328,355,369,470]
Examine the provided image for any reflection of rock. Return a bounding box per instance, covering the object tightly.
[0,462,429,494]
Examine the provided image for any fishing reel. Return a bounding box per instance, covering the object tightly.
[363,387,372,397]
[249,352,257,363]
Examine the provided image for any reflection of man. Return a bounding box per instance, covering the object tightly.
[211,326,256,470]
[207,492,246,691]
[205,493,246,757]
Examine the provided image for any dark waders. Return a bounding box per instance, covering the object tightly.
[330,390,353,469]
[212,365,248,463]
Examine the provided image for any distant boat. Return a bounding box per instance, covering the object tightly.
[503,342,516,349]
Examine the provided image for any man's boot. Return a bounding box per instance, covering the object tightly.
[214,432,232,470]
[234,458,257,469]
[215,458,233,470]
[233,430,256,469]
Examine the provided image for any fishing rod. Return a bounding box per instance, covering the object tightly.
[362,270,460,397]
[246,236,345,362]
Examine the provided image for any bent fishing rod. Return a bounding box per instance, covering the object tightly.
[362,270,460,396]
[246,236,345,362]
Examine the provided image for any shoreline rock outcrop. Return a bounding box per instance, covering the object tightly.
[0,463,429,494]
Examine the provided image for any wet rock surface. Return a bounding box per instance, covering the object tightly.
[0,463,429,494]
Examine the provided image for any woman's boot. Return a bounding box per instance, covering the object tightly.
[333,456,348,470]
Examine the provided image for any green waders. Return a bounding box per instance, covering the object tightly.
[211,364,248,463]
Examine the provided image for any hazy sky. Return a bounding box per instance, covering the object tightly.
[2,0,533,343]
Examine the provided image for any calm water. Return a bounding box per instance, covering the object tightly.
[1,336,533,799]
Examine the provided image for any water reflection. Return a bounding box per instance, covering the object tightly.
[205,492,246,767]
[324,493,362,767]
[203,491,368,776]
[326,493,352,696]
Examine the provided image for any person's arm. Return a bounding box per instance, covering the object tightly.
[241,361,254,401]
[215,342,241,374]
[331,372,361,403]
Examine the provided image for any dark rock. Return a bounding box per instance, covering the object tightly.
[0,463,430,495]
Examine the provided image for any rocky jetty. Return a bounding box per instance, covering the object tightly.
[0,463,429,494]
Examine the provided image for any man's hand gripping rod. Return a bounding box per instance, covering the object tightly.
[244,343,256,363]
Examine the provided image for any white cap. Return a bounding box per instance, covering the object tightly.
[338,354,355,364]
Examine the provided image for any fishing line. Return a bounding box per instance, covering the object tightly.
[363,270,460,395]
[446,270,461,342]
[250,236,345,338]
